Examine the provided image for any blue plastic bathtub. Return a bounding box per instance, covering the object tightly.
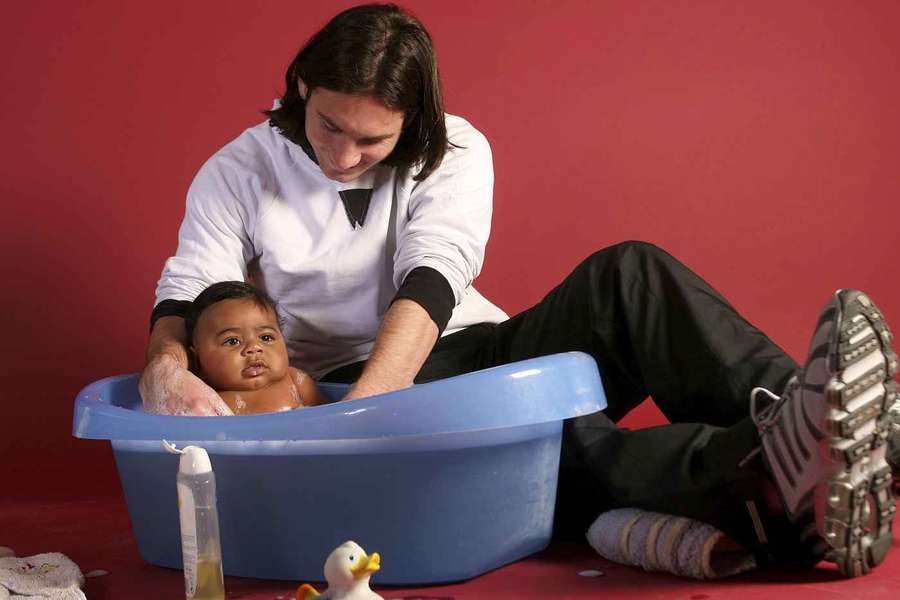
[72,352,606,584]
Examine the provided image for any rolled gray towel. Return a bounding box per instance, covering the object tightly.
[587,508,757,579]
[0,552,86,599]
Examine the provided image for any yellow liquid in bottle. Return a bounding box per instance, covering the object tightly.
[187,559,225,600]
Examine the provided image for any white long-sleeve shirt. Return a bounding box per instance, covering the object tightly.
[156,114,508,378]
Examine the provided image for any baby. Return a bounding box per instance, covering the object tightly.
[185,281,329,414]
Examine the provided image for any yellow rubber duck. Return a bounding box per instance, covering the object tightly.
[296,541,383,600]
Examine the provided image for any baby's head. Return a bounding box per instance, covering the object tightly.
[185,281,290,392]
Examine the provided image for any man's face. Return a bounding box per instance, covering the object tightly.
[191,298,290,392]
[302,85,405,183]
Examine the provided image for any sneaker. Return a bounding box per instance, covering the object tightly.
[888,397,900,492]
[752,289,898,576]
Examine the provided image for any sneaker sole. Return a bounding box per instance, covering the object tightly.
[820,290,898,576]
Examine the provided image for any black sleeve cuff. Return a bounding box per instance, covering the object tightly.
[392,266,455,334]
[150,299,192,331]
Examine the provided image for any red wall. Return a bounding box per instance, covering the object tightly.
[2,0,899,500]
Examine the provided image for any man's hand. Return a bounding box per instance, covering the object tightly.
[342,298,438,401]
[140,314,233,416]
[139,354,233,416]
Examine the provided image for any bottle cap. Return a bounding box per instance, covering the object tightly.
[179,445,212,475]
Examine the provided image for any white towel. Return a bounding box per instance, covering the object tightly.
[0,550,85,600]
[586,508,757,580]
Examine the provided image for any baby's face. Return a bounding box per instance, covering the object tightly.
[191,298,290,392]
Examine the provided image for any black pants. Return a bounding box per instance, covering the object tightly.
[325,241,808,561]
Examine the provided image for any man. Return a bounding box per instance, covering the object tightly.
[141,3,898,577]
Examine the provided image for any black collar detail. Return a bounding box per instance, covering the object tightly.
[338,188,373,229]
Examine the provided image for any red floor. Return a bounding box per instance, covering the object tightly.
[3,494,900,599]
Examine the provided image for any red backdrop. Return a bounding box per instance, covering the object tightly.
[2,0,899,500]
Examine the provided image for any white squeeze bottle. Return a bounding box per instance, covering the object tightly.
[170,443,226,600]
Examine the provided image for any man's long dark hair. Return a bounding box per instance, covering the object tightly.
[265,3,449,181]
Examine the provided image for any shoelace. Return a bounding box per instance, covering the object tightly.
[749,376,799,433]
[738,381,792,545]
[737,384,787,469]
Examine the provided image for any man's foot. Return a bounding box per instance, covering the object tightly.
[752,289,898,576]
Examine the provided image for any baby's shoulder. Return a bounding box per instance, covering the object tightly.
[288,367,329,406]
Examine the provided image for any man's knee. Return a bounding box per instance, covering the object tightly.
[585,240,670,269]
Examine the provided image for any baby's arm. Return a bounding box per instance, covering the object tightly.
[290,368,330,406]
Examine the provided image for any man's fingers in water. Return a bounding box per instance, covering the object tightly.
[209,394,234,416]
[190,382,234,416]
[185,387,220,416]
[197,381,232,415]
[137,360,230,416]
[179,371,222,416]
[189,399,216,416]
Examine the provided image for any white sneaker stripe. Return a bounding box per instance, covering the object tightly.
[850,326,875,345]
[842,350,884,384]
[846,383,885,414]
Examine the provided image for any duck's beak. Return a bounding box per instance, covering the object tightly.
[351,552,381,578]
